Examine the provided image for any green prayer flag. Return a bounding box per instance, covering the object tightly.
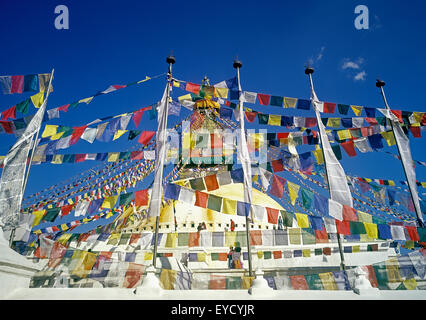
[190,178,205,191]
[119,233,131,245]
[226,277,242,289]
[211,253,219,261]
[338,104,349,115]
[373,264,389,289]
[207,194,222,212]
[128,130,141,140]
[331,145,342,160]
[178,233,189,246]
[301,228,316,245]
[119,193,133,207]
[236,231,247,247]
[349,221,366,234]
[314,248,322,256]
[258,114,268,125]
[301,188,314,209]
[305,274,323,290]
[16,99,30,114]
[270,96,284,107]
[264,251,272,259]
[42,207,60,222]
[280,211,293,227]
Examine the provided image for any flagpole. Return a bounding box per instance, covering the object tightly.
[376,79,424,227]
[305,66,346,271]
[233,57,253,278]
[9,69,55,246]
[152,54,175,268]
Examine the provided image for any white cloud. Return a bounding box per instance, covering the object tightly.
[342,61,360,70]
[354,71,367,81]
[307,46,325,66]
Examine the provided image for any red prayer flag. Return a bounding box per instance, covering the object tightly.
[60,205,74,217]
[336,220,351,235]
[410,126,421,138]
[405,226,419,241]
[11,75,24,94]
[135,189,149,206]
[266,207,279,224]
[209,275,226,289]
[132,106,152,127]
[290,275,309,290]
[342,205,358,221]
[185,82,201,94]
[323,102,337,114]
[365,117,378,125]
[112,85,126,90]
[70,126,88,145]
[74,154,87,163]
[305,117,317,128]
[276,132,289,140]
[257,94,271,106]
[363,265,379,288]
[2,105,16,120]
[391,110,403,123]
[130,151,144,160]
[273,250,282,259]
[270,174,285,198]
[188,232,200,247]
[129,233,141,245]
[271,159,284,172]
[340,140,357,157]
[138,131,155,145]
[249,230,262,246]
[210,134,223,149]
[194,191,208,208]
[245,112,257,123]
[58,104,70,112]
[315,228,329,243]
[204,174,219,191]
[1,120,16,133]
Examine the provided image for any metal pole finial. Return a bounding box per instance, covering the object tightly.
[166,51,176,65]
[233,56,242,69]
[376,79,385,88]
[305,66,314,75]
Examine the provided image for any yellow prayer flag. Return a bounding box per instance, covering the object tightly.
[222,198,237,215]
[385,257,402,283]
[178,94,192,103]
[412,112,424,123]
[72,251,97,278]
[173,80,180,87]
[51,154,63,164]
[352,245,361,253]
[403,278,417,290]
[319,272,338,290]
[284,97,297,108]
[350,105,363,116]
[32,210,46,227]
[225,231,237,247]
[214,87,229,98]
[41,125,58,138]
[268,114,281,126]
[242,276,255,289]
[302,249,311,257]
[422,182,426,188]
[287,181,300,206]
[137,76,151,83]
[112,129,129,141]
[313,148,324,164]
[101,195,118,209]
[52,131,66,141]
[337,129,351,140]
[107,152,120,162]
[257,251,264,259]
[38,74,53,92]
[144,251,153,261]
[159,269,177,290]
[364,222,378,239]
[78,97,94,104]
[327,118,341,128]
[57,233,72,245]
[198,252,206,262]
[165,233,178,248]
[357,211,372,223]
[295,213,309,228]
[31,91,44,108]
[381,131,396,146]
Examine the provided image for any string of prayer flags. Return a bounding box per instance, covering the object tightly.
[0,74,51,94]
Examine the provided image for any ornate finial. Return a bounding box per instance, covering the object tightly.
[376,79,385,88]
[166,50,176,65]
[202,76,210,86]
[305,62,314,75]
[233,56,242,69]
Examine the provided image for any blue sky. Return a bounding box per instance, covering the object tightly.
[0,0,425,231]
